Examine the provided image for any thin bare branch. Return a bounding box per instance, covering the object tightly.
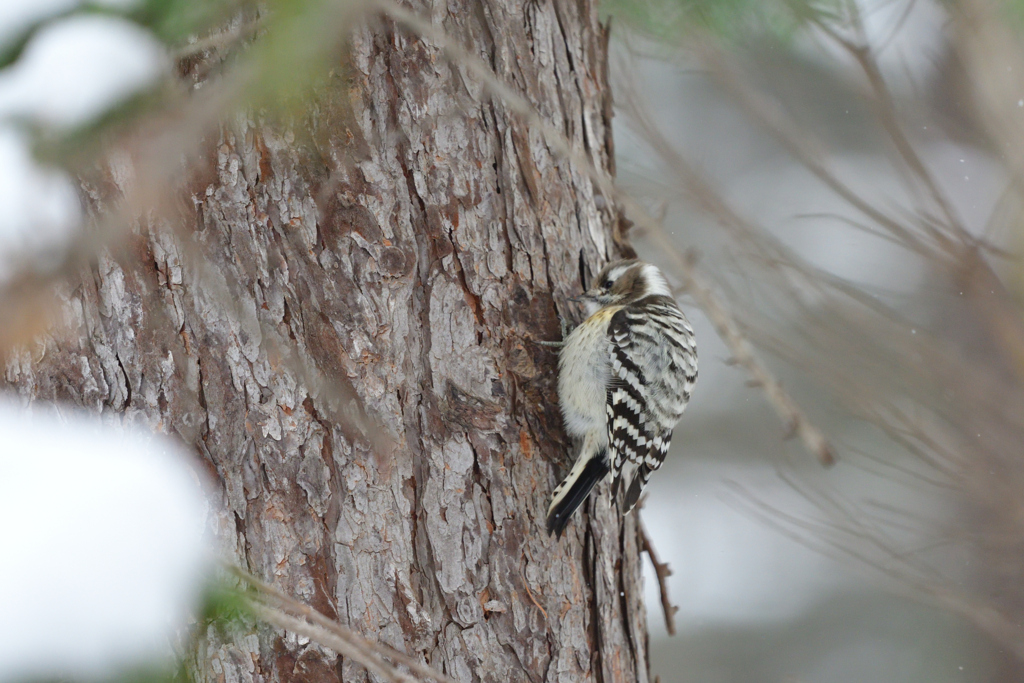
[678,252,835,466]
[803,0,1024,384]
[691,39,934,256]
[727,481,1024,662]
[638,514,678,636]
[838,7,966,241]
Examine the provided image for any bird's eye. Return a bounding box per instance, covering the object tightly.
[602,278,613,289]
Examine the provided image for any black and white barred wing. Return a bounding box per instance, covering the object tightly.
[606,298,697,512]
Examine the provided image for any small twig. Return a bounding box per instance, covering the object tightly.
[637,515,677,636]
[521,577,549,620]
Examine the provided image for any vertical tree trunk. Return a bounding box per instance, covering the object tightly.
[2,1,648,681]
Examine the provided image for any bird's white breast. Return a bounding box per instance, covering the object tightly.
[557,306,620,439]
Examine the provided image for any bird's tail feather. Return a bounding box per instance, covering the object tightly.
[622,464,652,513]
[547,448,609,538]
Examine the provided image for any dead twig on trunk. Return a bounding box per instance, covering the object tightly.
[637,514,678,636]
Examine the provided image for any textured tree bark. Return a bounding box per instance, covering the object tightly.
[1,1,648,681]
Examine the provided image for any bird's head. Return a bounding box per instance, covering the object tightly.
[576,259,672,314]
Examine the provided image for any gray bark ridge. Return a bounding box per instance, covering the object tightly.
[2,1,649,682]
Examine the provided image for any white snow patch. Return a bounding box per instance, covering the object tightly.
[0,126,80,280]
[0,14,166,130]
[0,0,143,51]
[0,399,212,681]
[0,0,78,49]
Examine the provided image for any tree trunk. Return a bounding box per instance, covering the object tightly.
[2,2,648,681]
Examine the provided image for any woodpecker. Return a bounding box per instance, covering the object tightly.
[547,259,697,537]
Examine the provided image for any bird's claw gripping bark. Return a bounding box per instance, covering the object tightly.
[534,316,574,348]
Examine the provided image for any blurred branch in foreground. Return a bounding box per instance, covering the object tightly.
[231,567,457,683]
[0,0,393,453]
